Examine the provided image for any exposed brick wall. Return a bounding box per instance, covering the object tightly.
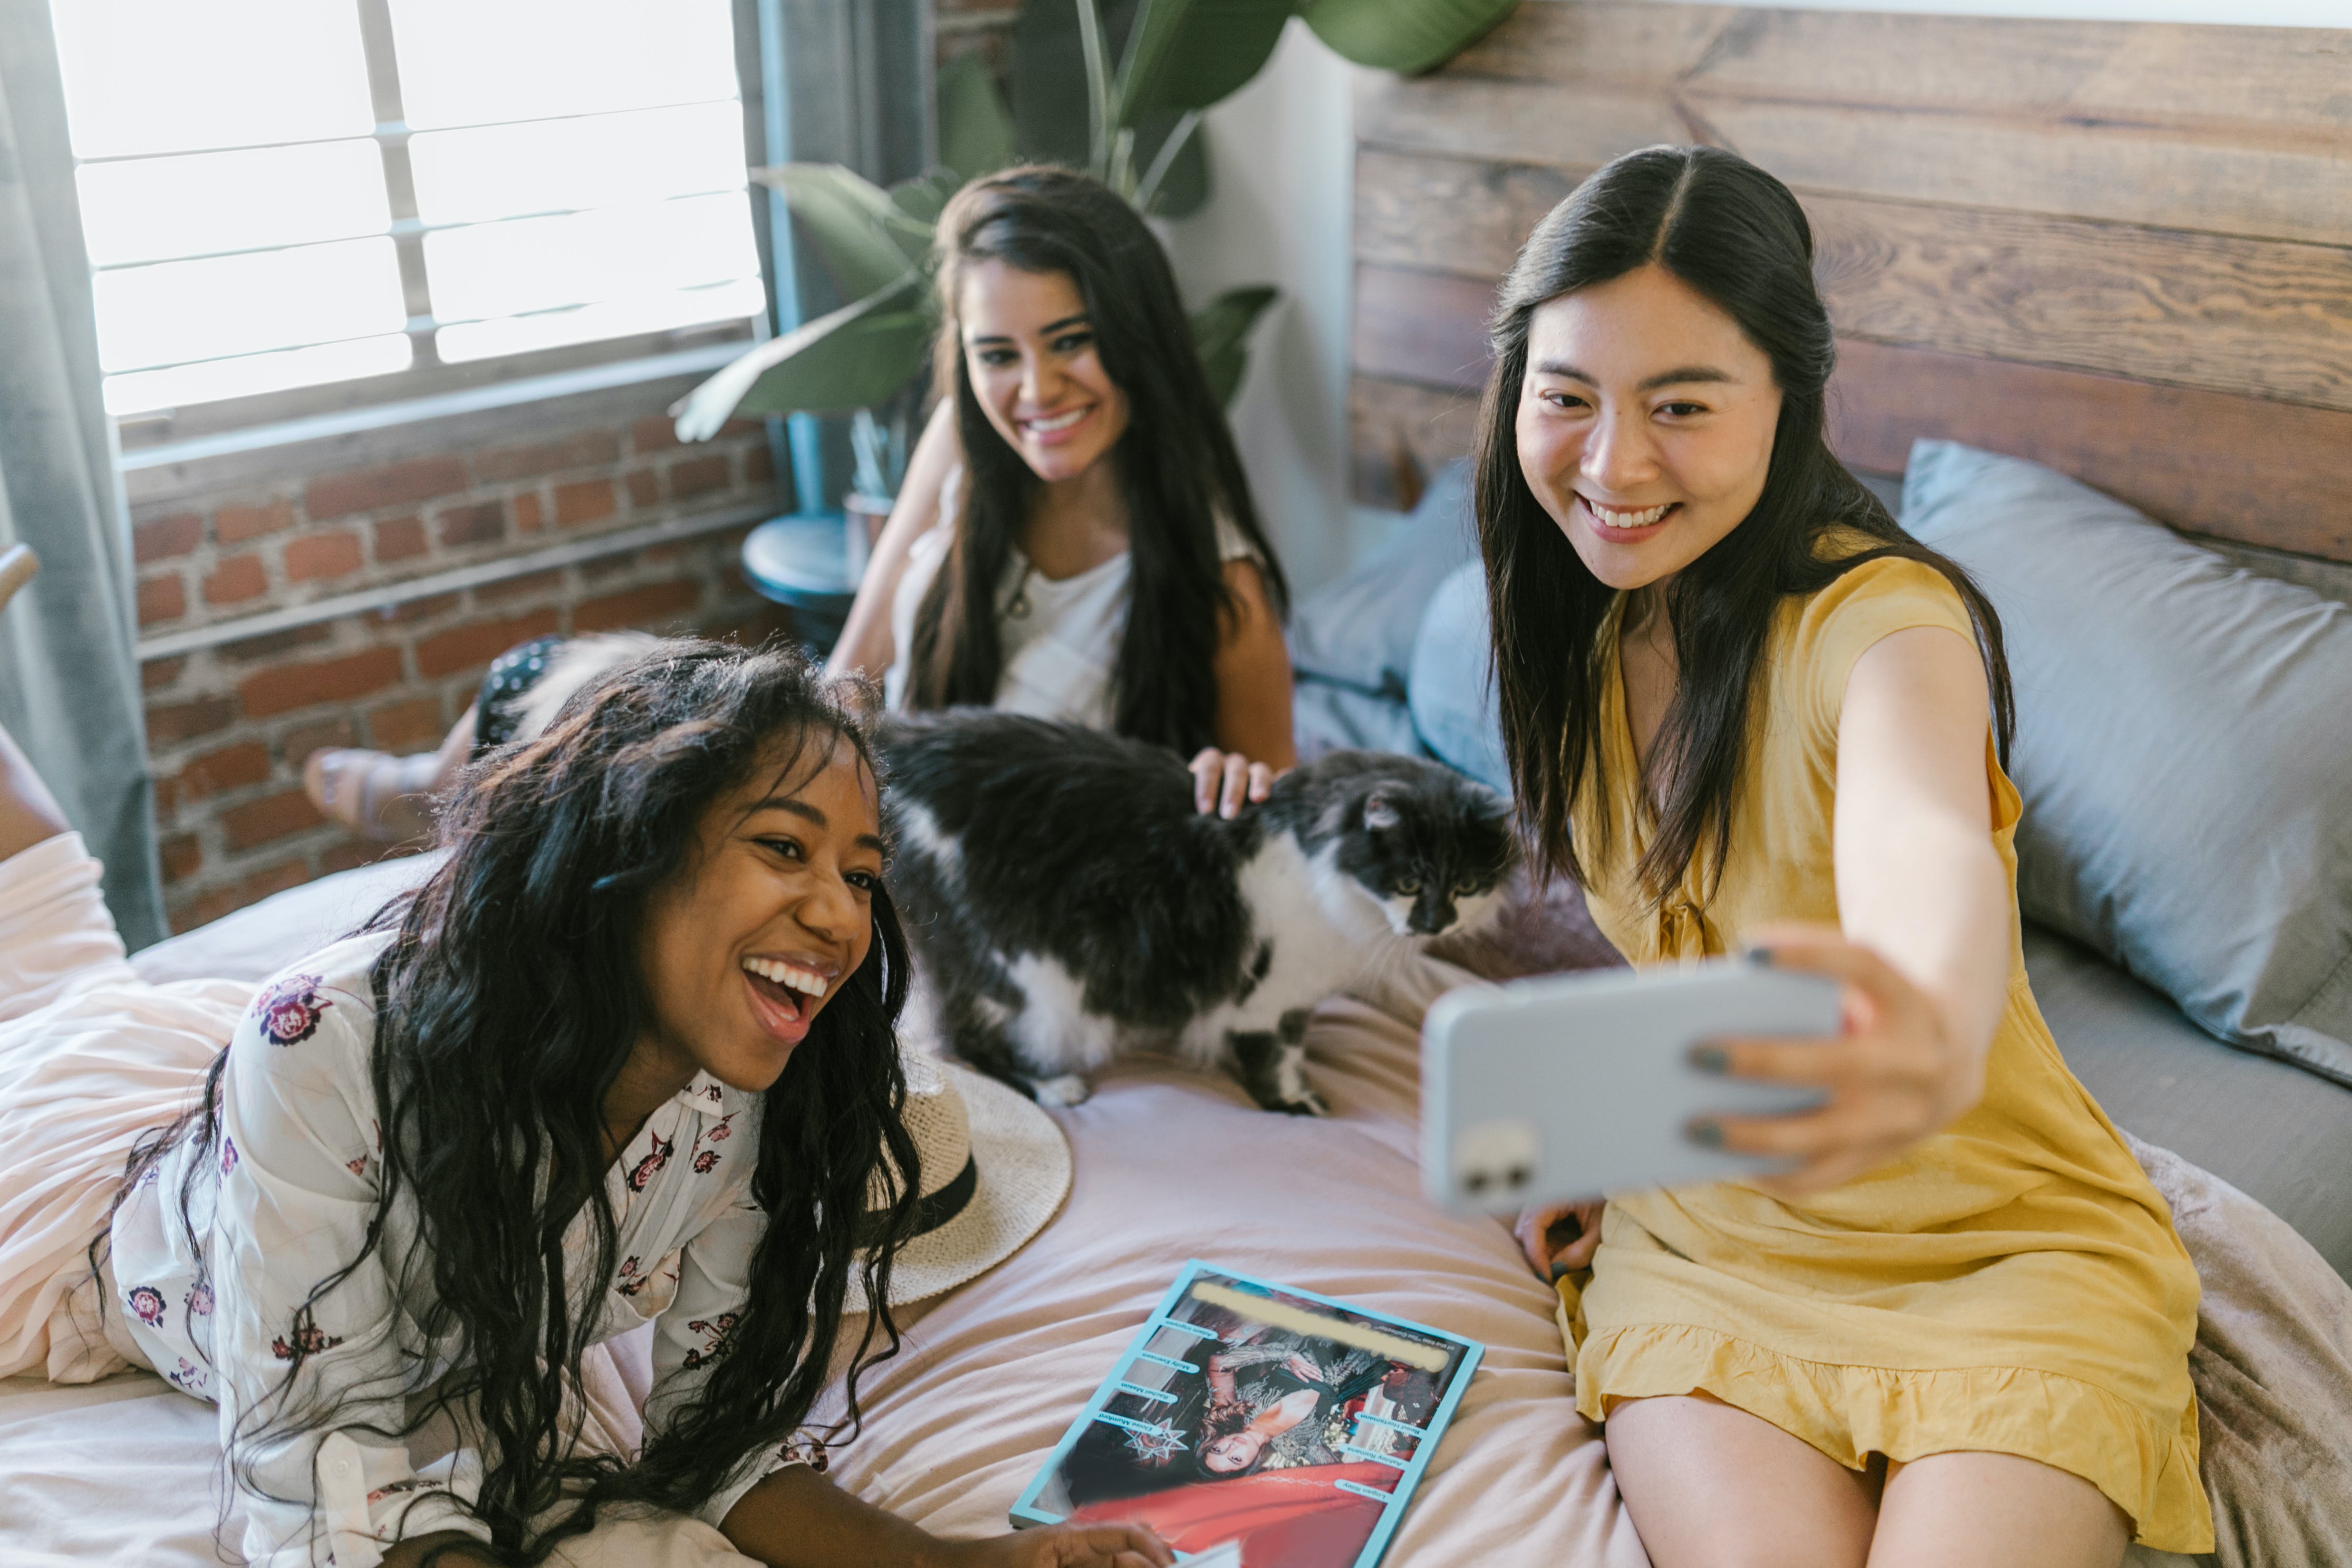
[131,391,796,933]
[936,0,1017,74]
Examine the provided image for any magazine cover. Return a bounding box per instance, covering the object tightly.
[1010,1262,1483,1568]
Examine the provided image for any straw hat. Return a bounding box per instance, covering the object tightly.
[847,1049,1071,1311]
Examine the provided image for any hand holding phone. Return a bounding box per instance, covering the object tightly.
[1421,955,1842,1214]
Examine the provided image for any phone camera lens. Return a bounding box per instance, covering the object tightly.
[1464,1171,1489,1194]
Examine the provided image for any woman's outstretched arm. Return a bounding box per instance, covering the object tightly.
[1190,558,1295,818]
[1702,624,2011,1195]
[827,399,964,685]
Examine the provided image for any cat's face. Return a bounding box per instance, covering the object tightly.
[1325,765,1517,938]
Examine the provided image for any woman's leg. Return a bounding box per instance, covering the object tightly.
[1606,1394,1880,1568]
[0,721,71,861]
[1869,1453,2129,1568]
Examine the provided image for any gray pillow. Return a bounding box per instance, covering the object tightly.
[1407,559,1511,797]
[1903,440,2352,1086]
[1288,460,1477,697]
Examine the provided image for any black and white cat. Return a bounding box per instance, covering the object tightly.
[877,712,1517,1114]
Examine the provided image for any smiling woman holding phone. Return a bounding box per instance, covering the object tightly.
[1483,147,2207,1567]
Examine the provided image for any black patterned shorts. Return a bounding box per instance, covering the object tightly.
[470,634,566,759]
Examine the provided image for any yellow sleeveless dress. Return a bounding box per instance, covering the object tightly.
[1559,554,2211,1551]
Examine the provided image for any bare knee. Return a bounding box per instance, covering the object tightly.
[1606,1395,1875,1568]
[1871,1452,2130,1568]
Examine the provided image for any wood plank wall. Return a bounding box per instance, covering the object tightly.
[1350,0,2352,561]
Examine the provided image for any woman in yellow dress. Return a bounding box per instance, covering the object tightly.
[1489,147,2209,1565]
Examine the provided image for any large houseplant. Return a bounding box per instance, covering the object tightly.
[672,0,1515,466]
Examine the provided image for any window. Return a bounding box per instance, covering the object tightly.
[52,0,763,425]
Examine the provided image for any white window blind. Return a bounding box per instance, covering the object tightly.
[51,0,764,419]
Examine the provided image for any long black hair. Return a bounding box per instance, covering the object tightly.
[112,641,923,1563]
[906,164,1284,756]
[1475,145,2014,905]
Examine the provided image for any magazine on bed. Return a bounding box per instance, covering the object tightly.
[1010,1262,1484,1568]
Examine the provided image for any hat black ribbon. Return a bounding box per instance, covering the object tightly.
[856,1153,977,1249]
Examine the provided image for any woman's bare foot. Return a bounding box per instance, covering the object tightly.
[304,749,445,843]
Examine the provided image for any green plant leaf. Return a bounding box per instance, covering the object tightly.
[937,51,1019,180]
[1013,0,1220,212]
[1298,0,1516,74]
[752,163,930,296]
[1189,284,1278,407]
[888,168,962,227]
[1120,0,1299,116]
[669,279,930,438]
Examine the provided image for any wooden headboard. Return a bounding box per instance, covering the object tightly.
[1350,0,2352,564]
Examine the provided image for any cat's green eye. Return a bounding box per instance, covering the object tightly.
[1396,878,1421,895]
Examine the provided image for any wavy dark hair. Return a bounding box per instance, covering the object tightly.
[108,640,922,1563]
[1475,145,2014,904]
[906,164,1285,756]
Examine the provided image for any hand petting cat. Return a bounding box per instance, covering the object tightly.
[1189,747,1284,818]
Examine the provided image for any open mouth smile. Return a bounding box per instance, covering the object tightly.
[740,954,838,1044]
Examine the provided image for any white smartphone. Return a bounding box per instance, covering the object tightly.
[1421,957,1842,1213]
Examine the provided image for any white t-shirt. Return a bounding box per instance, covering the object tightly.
[882,464,1259,729]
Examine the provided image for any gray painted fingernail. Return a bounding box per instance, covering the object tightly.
[1745,947,1776,968]
[1549,1261,1572,1281]
[1687,1119,1724,1148]
[1688,1044,1729,1074]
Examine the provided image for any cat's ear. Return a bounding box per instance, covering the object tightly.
[1363,792,1402,831]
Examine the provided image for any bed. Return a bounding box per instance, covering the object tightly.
[10,3,2352,1565]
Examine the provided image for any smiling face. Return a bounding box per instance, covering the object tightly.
[1514,264,1783,594]
[1201,1431,1265,1475]
[959,258,1130,484]
[632,731,886,1097]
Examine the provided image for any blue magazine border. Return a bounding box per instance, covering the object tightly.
[1008,1260,1485,1568]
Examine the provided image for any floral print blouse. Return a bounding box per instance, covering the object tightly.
[107,933,794,1568]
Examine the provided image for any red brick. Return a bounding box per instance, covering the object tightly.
[717,418,762,440]
[141,655,186,691]
[554,479,617,528]
[133,512,202,564]
[415,609,560,680]
[374,515,427,563]
[630,416,683,454]
[471,430,621,483]
[213,497,297,544]
[281,717,358,768]
[174,856,311,933]
[306,456,470,521]
[239,647,404,719]
[158,833,201,884]
[219,787,324,850]
[318,839,383,875]
[285,529,364,582]
[216,622,334,663]
[203,554,269,605]
[366,696,445,752]
[436,500,505,548]
[173,740,270,799]
[145,694,238,745]
[574,580,699,634]
[623,468,659,509]
[744,443,776,485]
[668,454,731,501]
[377,593,459,625]
[476,568,563,604]
[137,572,187,627]
[152,775,179,818]
[512,491,545,532]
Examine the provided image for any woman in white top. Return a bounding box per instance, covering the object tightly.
[828,166,1295,819]
[0,612,1166,1568]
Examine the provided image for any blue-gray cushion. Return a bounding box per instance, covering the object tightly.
[1288,461,1477,697]
[1904,439,2352,1086]
[1407,559,1511,797]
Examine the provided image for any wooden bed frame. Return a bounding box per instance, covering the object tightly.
[1348,0,2352,567]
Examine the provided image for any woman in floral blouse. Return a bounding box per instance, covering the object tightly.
[0,628,1167,1568]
